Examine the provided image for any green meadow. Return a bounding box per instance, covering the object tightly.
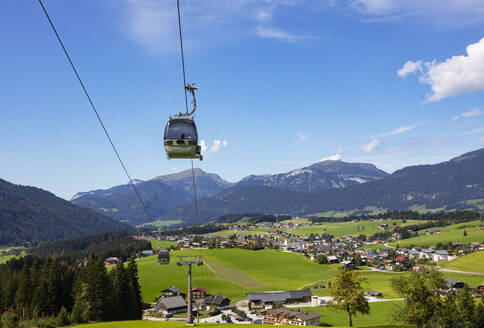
[298,301,405,327]
[137,248,339,303]
[390,221,484,248]
[150,240,179,249]
[73,321,413,328]
[285,219,427,237]
[440,251,484,274]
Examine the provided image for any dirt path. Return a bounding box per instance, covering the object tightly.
[438,268,484,276]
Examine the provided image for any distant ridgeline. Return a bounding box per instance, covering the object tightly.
[217,213,292,224]
[31,231,151,262]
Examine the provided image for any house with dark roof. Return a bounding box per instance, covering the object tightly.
[246,290,312,308]
[203,295,230,308]
[445,277,465,289]
[261,307,320,326]
[155,295,187,314]
[162,286,181,297]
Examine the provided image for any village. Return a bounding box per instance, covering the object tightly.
[122,219,484,326]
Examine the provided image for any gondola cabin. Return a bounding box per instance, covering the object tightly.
[164,118,202,160]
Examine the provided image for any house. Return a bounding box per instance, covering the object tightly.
[104,257,119,265]
[142,250,154,256]
[261,307,320,326]
[327,255,339,264]
[413,264,425,271]
[340,260,356,270]
[432,250,449,262]
[192,287,207,299]
[365,290,382,298]
[247,290,313,308]
[203,295,230,309]
[155,296,187,314]
[445,277,465,289]
[162,286,181,297]
[157,249,170,264]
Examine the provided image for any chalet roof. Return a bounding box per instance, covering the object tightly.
[247,290,312,302]
[162,286,180,293]
[158,296,187,310]
[204,295,230,306]
[192,287,206,292]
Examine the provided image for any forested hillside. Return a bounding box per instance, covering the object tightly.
[0,179,132,246]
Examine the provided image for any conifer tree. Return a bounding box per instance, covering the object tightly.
[126,257,143,319]
[14,265,33,319]
[110,261,132,320]
[83,253,112,322]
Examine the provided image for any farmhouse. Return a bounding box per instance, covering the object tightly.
[157,249,170,264]
[247,290,313,308]
[192,287,207,299]
[203,295,230,308]
[155,295,187,314]
[261,307,320,326]
[104,257,119,265]
[162,286,181,297]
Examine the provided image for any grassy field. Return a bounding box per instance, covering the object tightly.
[0,246,27,264]
[150,240,179,249]
[298,301,405,327]
[73,321,413,328]
[440,251,484,273]
[138,220,182,228]
[137,248,339,303]
[390,221,484,248]
[286,219,427,237]
[441,272,484,286]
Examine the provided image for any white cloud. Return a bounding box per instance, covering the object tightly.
[397,60,422,77]
[297,132,309,142]
[321,153,342,161]
[453,107,483,120]
[362,138,379,153]
[256,26,305,43]
[398,37,484,102]
[481,136,484,144]
[122,0,308,52]
[168,167,180,172]
[459,128,484,136]
[348,0,484,24]
[376,124,419,137]
[201,139,228,157]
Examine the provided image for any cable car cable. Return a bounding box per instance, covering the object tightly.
[37,0,155,225]
[176,0,201,224]
[176,0,189,115]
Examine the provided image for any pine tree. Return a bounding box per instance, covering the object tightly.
[56,307,70,327]
[110,261,132,320]
[14,265,33,319]
[127,257,143,319]
[84,253,112,322]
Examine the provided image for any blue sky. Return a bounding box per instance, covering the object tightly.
[1,0,484,200]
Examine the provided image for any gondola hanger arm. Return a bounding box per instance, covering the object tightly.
[175,82,198,118]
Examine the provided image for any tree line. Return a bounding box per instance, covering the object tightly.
[0,253,142,327]
[31,231,151,263]
[309,210,481,224]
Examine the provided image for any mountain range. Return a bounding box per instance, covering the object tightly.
[0,178,132,246]
[161,148,484,224]
[71,160,389,226]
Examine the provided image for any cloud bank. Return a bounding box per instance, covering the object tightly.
[398,37,484,102]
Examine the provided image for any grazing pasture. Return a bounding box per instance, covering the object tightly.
[440,251,484,274]
[137,248,338,302]
[390,221,484,248]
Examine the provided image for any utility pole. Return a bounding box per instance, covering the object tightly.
[177,256,203,325]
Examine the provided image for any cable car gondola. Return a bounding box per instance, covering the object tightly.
[164,83,203,160]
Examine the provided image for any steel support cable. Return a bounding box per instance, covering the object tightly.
[177,0,201,224]
[37,0,154,225]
